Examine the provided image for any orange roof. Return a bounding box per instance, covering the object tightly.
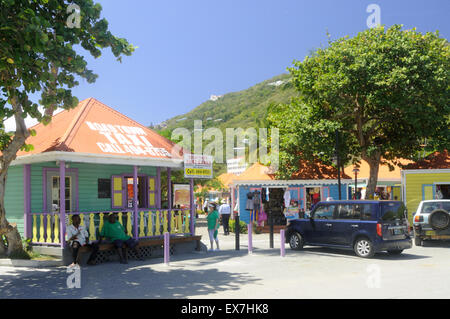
[402,150,450,169]
[344,158,414,180]
[233,163,275,181]
[218,172,238,187]
[291,159,351,180]
[16,98,181,160]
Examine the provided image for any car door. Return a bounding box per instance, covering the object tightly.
[308,204,337,244]
[333,204,359,246]
[334,203,376,246]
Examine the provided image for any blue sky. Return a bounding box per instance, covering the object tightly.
[14,0,450,129]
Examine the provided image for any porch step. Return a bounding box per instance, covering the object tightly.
[31,245,63,257]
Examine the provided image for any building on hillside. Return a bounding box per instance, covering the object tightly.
[343,158,414,200]
[4,98,197,250]
[401,150,450,222]
[230,162,353,226]
[226,157,247,176]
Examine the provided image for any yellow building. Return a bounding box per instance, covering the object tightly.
[401,151,450,223]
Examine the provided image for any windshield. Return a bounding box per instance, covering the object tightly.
[380,202,406,221]
[421,202,450,214]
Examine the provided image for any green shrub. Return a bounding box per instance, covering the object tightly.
[229,219,248,234]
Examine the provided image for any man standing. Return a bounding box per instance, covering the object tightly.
[219,199,232,235]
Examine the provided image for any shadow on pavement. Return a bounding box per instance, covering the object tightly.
[421,240,450,248]
[285,246,431,261]
[0,259,261,299]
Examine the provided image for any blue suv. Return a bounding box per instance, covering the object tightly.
[285,200,412,258]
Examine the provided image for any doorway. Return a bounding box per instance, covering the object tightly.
[305,187,321,211]
[125,176,147,209]
[264,188,286,226]
[46,170,77,213]
[436,184,450,199]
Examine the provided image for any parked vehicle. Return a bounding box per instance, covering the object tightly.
[285,200,412,258]
[413,200,450,246]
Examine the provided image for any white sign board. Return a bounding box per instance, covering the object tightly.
[184,154,213,179]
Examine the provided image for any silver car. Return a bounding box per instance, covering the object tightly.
[413,200,450,246]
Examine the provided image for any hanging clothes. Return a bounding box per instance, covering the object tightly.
[312,192,320,205]
[253,191,261,210]
[261,188,267,204]
[284,189,291,208]
[245,192,254,211]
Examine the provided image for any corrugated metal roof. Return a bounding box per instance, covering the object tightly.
[15,98,182,161]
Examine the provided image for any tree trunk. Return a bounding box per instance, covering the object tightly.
[363,152,381,200]
[0,234,6,256]
[0,96,30,256]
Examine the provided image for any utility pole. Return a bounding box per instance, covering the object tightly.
[335,129,342,200]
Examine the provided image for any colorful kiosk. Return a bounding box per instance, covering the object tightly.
[230,162,353,226]
[4,98,197,257]
[401,150,450,223]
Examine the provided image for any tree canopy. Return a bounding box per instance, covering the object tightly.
[0,0,135,255]
[268,25,449,197]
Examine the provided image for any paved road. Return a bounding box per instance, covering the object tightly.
[1,216,449,299]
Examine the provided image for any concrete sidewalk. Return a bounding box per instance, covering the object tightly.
[1,216,450,299]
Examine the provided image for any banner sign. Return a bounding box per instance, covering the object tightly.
[184,154,213,179]
[86,121,172,157]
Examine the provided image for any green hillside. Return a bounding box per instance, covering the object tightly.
[155,73,298,134]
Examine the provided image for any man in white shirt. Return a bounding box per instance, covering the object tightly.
[218,199,232,235]
[66,214,89,267]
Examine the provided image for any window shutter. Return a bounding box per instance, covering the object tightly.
[112,176,124,209]
[148,176,156,208]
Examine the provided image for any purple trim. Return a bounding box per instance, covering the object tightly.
[167,168,172,209]
[120,173,153,208]
[42,167,79,212]
[59,161,66,247]
[189,178,194,236]
[280,229,285,257]
[133,166,138,239]
[111,172,157,210]
[164,232,170,264]
[23,165,31,239]
[156,167,161,209]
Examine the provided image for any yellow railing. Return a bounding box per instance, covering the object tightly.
[30,209,193,246]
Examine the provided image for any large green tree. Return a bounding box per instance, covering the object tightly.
[268,25,449,198]
[0,0,135,256]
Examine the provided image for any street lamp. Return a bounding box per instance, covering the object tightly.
[352,166,360,199]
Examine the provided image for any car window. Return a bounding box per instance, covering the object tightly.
[421,202,450,214]
[313,205,336,219]
[355,204,373,220]
[381,202,406,221]
[337,204,361,220]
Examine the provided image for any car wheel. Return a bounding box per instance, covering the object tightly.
[289,232,304,250]
[387,250,403,255]
[414,235,423,247]
[429,209,450,231]
[354,238,375,258]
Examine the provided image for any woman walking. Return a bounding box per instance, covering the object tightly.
[206,202,220,251]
